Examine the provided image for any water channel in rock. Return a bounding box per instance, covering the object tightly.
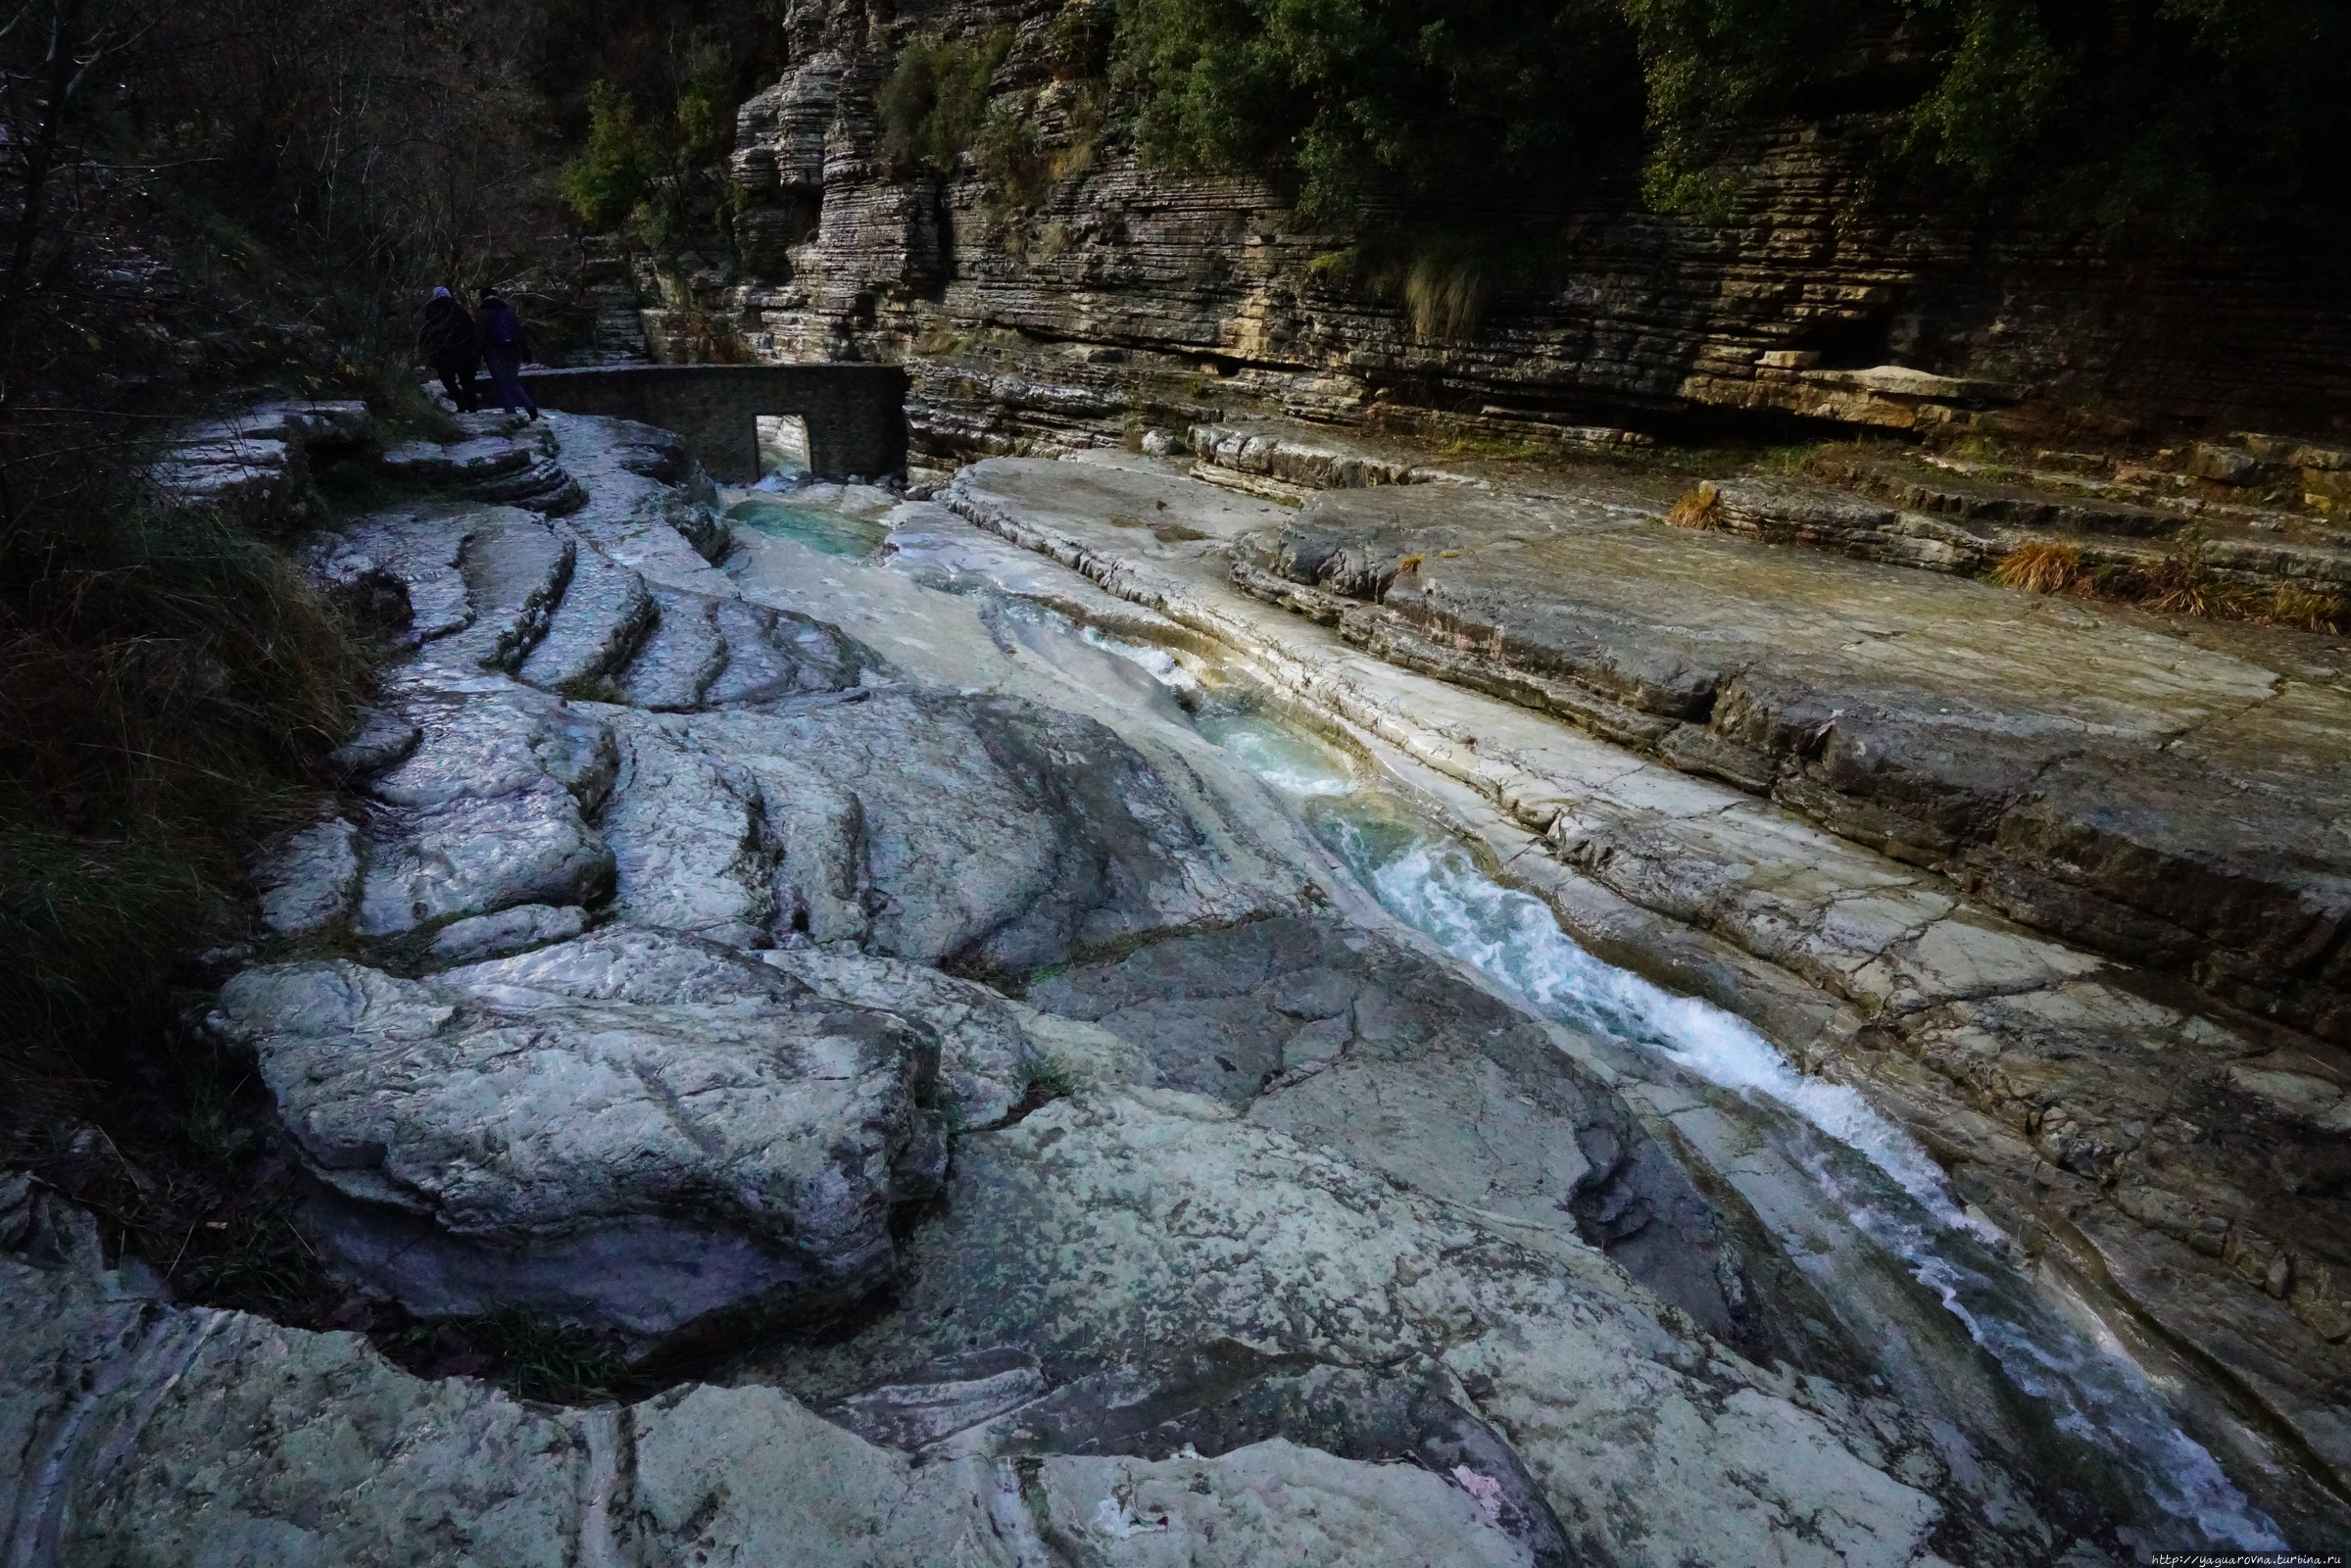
[721,483,2292,1552]
[1179,689,2281,1553]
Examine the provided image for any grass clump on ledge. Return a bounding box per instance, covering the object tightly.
[1989,540,2082,594]
[1666,482,1722,529]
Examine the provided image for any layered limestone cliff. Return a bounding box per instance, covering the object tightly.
[693,0,2351,461]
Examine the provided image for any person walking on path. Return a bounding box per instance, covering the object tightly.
[476,291,540,421]
[418,286,480,412]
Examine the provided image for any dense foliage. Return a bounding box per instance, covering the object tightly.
[562,70,740,247]
[1110,0,2350,236]
[550,5,787,248]
[1114,0,1641,219]
[878,32,1016,176]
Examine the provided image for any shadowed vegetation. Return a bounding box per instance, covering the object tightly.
[1110,0,2346,242]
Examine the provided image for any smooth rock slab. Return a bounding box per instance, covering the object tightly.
[1029,916,1770,1354]
[208,928,946,1347]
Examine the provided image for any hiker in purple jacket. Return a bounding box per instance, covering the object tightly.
[475,292,540,421]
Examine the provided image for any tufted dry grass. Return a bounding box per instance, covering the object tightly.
[1666,481,1721,529]
[1990,541,2083,594]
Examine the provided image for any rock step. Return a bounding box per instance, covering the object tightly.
[514,543,657,697]
[1234,484,2351,1046]
[1713,475,2351,601]
[702,599,864,705]
[382,430,587,516]
[1817,453,2184,538]
[614,587,729,710]
[148,399,370,528]
[1188,419,1488,499]
[446,514,573,672]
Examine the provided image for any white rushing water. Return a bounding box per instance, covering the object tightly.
[1171,696,2284,1552]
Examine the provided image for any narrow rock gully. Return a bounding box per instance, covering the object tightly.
[6,408,2344,1564]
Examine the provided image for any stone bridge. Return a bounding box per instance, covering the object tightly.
[521,364,908,483]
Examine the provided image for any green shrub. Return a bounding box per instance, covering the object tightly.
[976,103,1051,208]
[561,81,654,229]
[878,31,1013,175]
[561,66,743,248]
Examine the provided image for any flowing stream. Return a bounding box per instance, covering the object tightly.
[1164,670,2284,1553]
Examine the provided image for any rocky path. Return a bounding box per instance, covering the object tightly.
[2,413,2335,1561]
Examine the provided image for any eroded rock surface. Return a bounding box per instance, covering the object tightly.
[2,1245,1546,1568]
[1026,916,1772,1354]
[756,1089,2042,1566]
[943,452,2351,1535]
[33,414,2321,1559]
[210,928,947,1348]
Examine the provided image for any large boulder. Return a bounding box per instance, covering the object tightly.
[209,928,948,1350]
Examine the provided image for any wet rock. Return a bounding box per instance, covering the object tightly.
[382,429,585,515]
[1235,480,2351,1043]
[598,712,777,947]
[702,597,867,704]
[941,455,2350,1533]
[514,545,656,697]
[614,587,727,710]
[325,710,421,778]
[209,928,946,1348]
[353,692,614,937]
[589,693,1271,970]
[1029,916,1769,1353]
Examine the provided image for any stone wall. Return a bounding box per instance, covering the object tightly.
[524,364,908,480]
[704,0,2351,458]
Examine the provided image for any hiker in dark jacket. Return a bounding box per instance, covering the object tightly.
[475,292,540,421]
[418,286,480,412]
